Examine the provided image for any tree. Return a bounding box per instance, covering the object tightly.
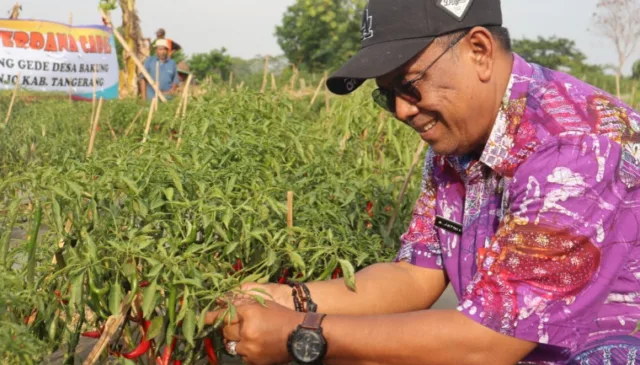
[630,59,640,107]
[187,48,233,81]
[512,36,607,79]
[592,0,640,99]
[275,0,365,72]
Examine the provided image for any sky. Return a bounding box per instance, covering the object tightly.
[8,0,638,74]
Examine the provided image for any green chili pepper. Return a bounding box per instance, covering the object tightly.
[88,270,109,296]
[26,203,42,289]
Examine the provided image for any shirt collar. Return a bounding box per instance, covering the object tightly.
[476,53,534,176]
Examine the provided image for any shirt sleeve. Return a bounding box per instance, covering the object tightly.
[394,149,444,270]
[458,134,634,351]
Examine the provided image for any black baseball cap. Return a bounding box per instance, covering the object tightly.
[326,0,502,95]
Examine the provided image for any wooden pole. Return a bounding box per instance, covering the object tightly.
[287,191,294,228]
[142,97,157,144]
[82,295,132,365]
[309,76,326,107]
[124,109,143,136]
[4,73,21,125]
[289,64,298,90]
[176,74,193,149]
[386,140,427,238]
[323,71,330,112]
[260,55,269,93]
[90,69,97,130]
[271,73,277,91]
[87,97,104,157]
[228,72,234,88]
[154,62,159,112]
[99,8,167,103]
[106,119,117,141]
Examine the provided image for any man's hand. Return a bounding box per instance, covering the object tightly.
[205,301,304,365]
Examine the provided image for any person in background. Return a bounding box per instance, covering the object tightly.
[153,28,182,57]
[139,39,179,101]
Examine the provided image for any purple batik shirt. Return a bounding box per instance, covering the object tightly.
[396,53,640,364]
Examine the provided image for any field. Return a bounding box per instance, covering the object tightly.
[0,81,426,364]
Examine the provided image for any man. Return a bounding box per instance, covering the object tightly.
[140,39,179,101]
[153,28,182,57]
[206,0,640,364]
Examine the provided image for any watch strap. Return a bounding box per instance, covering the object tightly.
[301,312,326,330]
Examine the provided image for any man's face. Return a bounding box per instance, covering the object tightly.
[376,29,500,156]
[157,46,168,60]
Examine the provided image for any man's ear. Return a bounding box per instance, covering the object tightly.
[465,26,495,83]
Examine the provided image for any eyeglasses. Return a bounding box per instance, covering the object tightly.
[372,30,469,113]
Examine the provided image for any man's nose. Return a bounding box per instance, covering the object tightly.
[394,96,419,123]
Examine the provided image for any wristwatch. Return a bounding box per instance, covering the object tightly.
[287,311,328,364]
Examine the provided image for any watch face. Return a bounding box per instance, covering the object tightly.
[291,330,325,363]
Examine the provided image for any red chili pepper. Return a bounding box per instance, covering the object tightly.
[157,336,177,365]
[203,338,218,365]
[232,258,243,272]
[54,289,69,305]
[296,272,303,279]
[384,205,392,212]
[366,201,374,218]
[278,268,289,284]
[173,361,182,365]
[119,320,152,360]
[81,331,102,339]
[332,268,342,280]
[139,281,150,288]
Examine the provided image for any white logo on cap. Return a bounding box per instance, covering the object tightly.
[438,0,474,21]
[361,9,373,41]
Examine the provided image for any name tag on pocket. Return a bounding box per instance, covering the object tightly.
[435,215,463,236]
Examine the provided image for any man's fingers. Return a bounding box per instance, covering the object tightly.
[204,306,240,326]
[222,324,241,341]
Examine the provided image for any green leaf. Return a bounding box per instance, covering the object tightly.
[66,180,84,197]
[266,249,277,267]
[70,271,85,311]
[148,263,164,278]
[183,309,196,347]
[122,262,136,278]
[288,251,305,270]
[223,208,232,229]
[109,281,123,315]
[164,188,174,201]
[121,177,140,195]
[147,315,165,342]
[142,281,158,319]
[51,186,71,200]
[167,168,184,197]
[338,259,356,292]
[224,241,240,255]
[52,199,63,233]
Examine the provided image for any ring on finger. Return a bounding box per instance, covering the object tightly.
[226,340,238,356]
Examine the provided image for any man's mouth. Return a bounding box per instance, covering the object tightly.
[419,120,438,134]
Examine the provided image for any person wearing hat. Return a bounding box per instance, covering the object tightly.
[205,0,640,364]
[153,28,182,57]
[139,39,179,101]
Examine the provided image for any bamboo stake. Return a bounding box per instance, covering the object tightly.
[4,73,21,125]
[87,97,104,157]
[176,74,193,149]
[124,109,143,136]
[228,72,234,88]
[260,55,269,93]
[82,295,132,365]
[142,97,157,144]
[154,62,159,113]
[323,71,330,112]
[271,73,277,91]
[106,119,117,141]
[386,140,427,238]
[309,76,326,107]
[289,64,298,90]
[287,191,294,228]
[99,8,167,102]
[175,74,192,119]
[90,70,97,129]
